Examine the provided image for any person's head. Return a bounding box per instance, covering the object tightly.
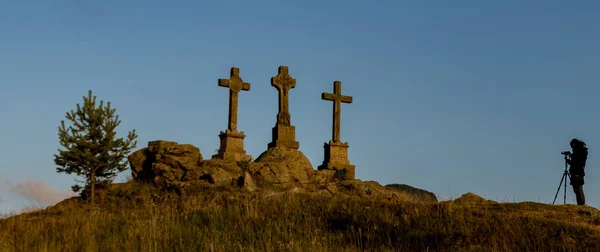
[570,138,586,150]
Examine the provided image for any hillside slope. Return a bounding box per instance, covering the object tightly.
[1,180,599,251]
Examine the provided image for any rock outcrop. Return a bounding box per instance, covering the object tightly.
[385,184,438,203]
[453,192,495,205]
[238,172,257,192]
[251,147,315,186]
[128,140,204,189]
[127,141,437,203]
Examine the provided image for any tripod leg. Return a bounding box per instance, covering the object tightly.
[552,173,566,205]
[564,173,568,204]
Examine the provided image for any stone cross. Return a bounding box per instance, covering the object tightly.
[322,81,352,143]
[213,67,252,162]
[218,67,250,132]
[271,66,296,126]
[267,66,300,149]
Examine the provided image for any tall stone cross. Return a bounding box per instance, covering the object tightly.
[267,66,299,149]
[213,67,252,162]
[318,80,355,180]
[218,67,250,132]
[322,81,353,143]
[271,66,296,126]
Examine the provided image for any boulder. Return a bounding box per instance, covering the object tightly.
[313,169,338,184]
[252,147,316,186]
[128,148,153,181]
[333,180,408,202]
[385,184,438,203]
[198,159,243,186]
[453,192,495,205]
[237,172,257,192]
[128,140,204,189]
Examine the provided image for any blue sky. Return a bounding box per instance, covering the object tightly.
[1,1,600,213]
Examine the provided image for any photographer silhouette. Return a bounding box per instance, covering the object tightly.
[567,138,588,205]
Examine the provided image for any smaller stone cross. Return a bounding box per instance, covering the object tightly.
[219,67,251,132]
[213,67,252,162]
[322,81,352,143]
[271,66,296,126]
[318,80,355,180]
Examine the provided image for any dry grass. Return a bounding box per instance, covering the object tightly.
[1,181,599,251]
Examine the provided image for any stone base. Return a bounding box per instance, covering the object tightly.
[267,125,299,149]
[253,147,314,185]
[212,129,252,162]
[317,140,355,180]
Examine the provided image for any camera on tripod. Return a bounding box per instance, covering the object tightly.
[553,150,573,204]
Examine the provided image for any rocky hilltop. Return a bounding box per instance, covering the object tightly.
[126,140,438,203]
[3,141,599,251]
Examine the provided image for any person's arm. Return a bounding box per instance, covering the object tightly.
[570,152,583,167]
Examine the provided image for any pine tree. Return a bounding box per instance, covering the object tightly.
[54,90,138,204]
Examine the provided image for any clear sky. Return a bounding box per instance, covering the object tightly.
[1,1,600,213]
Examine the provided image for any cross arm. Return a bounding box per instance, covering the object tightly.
[218,79,230,87]
[340,95,353,103]
[242,82,250,91]
[322,93,353,103]
[322,92,336,101]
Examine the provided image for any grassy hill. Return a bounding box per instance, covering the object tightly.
[1,180,599,251]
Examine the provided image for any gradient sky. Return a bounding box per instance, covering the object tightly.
[1,1,600,213]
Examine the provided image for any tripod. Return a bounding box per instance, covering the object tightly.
[552,153,571,205]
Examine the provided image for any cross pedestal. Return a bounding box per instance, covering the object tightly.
[318,140,355,180]
[212,129,252,161]
[268,125,299,149]
[268,66,300,149]
[212,67,252,162]
[318,81,354,179]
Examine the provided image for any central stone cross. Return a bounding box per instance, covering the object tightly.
[268,66,300,149]
[271,66,296,126]
[322,81,353,143]
[212,67,252,162]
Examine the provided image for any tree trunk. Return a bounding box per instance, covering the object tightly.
[91,172,96,205]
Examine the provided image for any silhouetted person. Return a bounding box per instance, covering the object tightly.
[566,138,588,205]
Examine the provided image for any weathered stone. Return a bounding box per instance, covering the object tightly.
[318,141,355,180]
[385,184,438,203]
[252,147,315,186]
[198,159,243,186]
[148,140,179,153]
[268,66,300,149]
[212,130,252,162]
[303,180,415,204]
[128,140,204,188]
[237,172,257,192]
[267,125,299,149]
[128,147,153,181]
[453,192,495,205]
[318,81,355,179]
[213,67,252,162]
[313,169,338,184]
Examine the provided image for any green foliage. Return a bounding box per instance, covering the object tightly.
[54,90,138,203]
